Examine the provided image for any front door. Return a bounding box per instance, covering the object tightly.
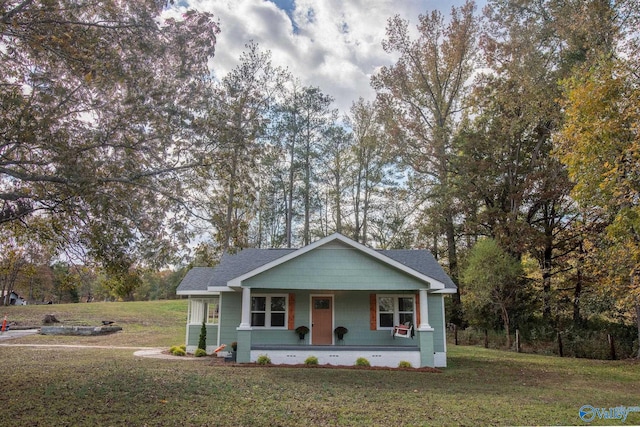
[311,296,333,345]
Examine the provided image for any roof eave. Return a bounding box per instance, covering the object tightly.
[176,290,220,296]
[206,286,236,293]
[430,288,458,294]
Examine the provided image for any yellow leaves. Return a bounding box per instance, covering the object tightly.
[84,70,96,83]
[557,56,640,211]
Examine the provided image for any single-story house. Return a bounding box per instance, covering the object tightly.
[176,233,457,368]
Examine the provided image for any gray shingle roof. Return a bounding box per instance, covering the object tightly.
[177,249,294,293]
[379,250,457,289]
[177,242,456,294]
[175,267,215,293]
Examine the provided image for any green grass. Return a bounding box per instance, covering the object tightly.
[1,301,640,426]
[3,300,186,347]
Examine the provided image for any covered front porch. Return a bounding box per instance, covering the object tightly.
[231,286,441,367]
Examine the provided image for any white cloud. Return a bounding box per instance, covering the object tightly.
[178,0,483,113]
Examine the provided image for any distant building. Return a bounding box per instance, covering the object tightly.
[1,291,27,306]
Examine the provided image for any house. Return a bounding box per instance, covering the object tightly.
[1,290,27,306]
[176,233,457,368]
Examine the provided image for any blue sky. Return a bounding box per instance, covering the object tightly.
[171,0,484,113]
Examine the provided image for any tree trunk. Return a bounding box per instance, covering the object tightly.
[361,175,370,246]
[501,304,511,349]
[542,244,552,320]
[303,123,311,245]
[353,170,361,242]
[223,148,239,253]
[636,299,640,359]
[1,283,7,306]
[286,139,295,248]
[557,331,563,357]
[573,267,583,325]
[335,169,342,234]
[445,215,462,325]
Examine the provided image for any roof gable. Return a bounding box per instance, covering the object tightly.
[176,233,457,295]
[228,233,453,291]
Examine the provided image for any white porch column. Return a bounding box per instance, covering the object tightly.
[418,289,433,331]
[238,286,252,330]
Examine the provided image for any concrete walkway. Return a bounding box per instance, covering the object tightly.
[0,329,207,361]
[0,329,40,340]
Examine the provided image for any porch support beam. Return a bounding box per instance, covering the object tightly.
[418,289,433,331]
[239,286,252,330]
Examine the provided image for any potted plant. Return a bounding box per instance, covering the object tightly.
[295,325,309,340]
[334,326,348,340]
[225,341,238,362]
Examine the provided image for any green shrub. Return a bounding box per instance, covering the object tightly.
[198,321,207,351]
[304,356,319,365]
[194,348,207,357]
[169,345,187,356]
[355,357,370,367]
[398,360,412,368]
[256,354,271,365]
[171,348,186,356]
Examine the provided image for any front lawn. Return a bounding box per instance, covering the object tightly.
[1,344,638,425]
[1,301,638,425]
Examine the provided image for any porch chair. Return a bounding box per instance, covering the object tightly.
[392,322,413,339]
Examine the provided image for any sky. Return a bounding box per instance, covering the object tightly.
[172,0,484,114]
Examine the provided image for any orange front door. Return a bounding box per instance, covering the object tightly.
[311,296,333,345]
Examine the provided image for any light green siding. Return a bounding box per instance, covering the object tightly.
[417,329,435,367]
[246,290,418,347]
[243,247,427,291]
[333,291,416,346]
[186,324,218,347]
[219,292,242,347]
[428,294,446,353]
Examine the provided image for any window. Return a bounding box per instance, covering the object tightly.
[251,295,287,328]
[189,297,219,324]
[377,295,414,329]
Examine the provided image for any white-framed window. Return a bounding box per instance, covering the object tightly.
[188,297,219,325]
[377,295,414,329]
[251,294,287,328]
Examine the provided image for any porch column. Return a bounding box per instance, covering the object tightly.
[236,286,252,363]
[418,289,433,331]
[239,286,251,330]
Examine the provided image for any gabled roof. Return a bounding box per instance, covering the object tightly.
[176,233,457,295]
[176,249,294,294]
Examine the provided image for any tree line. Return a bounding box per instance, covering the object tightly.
[2,0,639,357]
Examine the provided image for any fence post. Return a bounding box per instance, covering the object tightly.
[454,324,458,345]
[608,334,616,360]
[516,329,521,353]
[484,329,488,348]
